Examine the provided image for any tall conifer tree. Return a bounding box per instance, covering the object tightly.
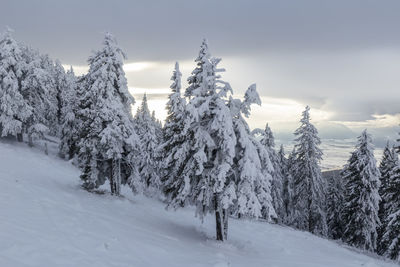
[161,62,192,204]
[342,130,380,252]
[229,85,276,223]
[0,29,31,140]
[134,94,161,192]
[377,142,399,254]
[290,106,327,236]
[77,33,139,195]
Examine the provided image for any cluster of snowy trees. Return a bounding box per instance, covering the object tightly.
[0,29,71,146]
[326,131,400,261]
[1,30,399,260]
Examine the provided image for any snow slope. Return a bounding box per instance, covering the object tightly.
[0,141,397,267]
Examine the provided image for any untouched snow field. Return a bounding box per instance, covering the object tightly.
[0,141,397,267]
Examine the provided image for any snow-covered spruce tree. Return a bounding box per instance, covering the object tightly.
[134,94,161,192]
[77,33,139,195]
[229,84,276,223]
[381,163,400,261]
[285,147,297,222]
[377,142,399,254]
[254,123,285,222]
[39,54,59,135]
[341,130,381,252]
[151,110,163,142]
[379,144,400,260]
[0,29,31,141]
[326,171,344,239]
[397,130,400,153]
[167,40,236,241]
[59,67,79,159]
[277,145,293,224]
[161,62,193,204]
[20,49,58,146]
[290,106,327,236]
[52,60,69,128]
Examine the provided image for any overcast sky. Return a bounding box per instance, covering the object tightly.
[1,0,399,145]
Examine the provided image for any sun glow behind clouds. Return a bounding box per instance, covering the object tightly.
[62,61,155,76]
[250,96,333,129]
[130,87,171,96]
[124,62,155,72]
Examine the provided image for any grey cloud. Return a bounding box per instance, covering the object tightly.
[2,0,400,64]
[1,0,399,127]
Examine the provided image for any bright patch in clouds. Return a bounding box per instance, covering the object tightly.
[336,114,400,129]
[130,87,170,96]
[62,61,155,76]
[124,62,155,72]
[249,96,333,130]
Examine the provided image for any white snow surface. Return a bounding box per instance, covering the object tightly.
[0,141,397,267]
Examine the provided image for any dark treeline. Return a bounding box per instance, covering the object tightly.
[0,30,399,261]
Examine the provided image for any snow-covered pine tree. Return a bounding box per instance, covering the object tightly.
[326,171,344,239]
[151,110,163,142]
[39,54,59,135]
[397,130,400,153]
[134,94,161,192]
[77,33,139,195]
[161,62,192,204]
[285,147,297,223]
[59,67,79,159]
[229,84,276,222]
[277,145,293,224]
[20,49,58,146]
[341,130,381,252]
[255,123,285,222]
[169,39,236,241]
[52,60,68,128]
[290,106,327,236]
[381,164,400,261]
[379,142,400,260]
[0,29,31,141]
[377,142,399,254]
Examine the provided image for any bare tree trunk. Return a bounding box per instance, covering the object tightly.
[223,208,228,240]
[109,159,115,195]
[28,134,33,147]
[214,194,224,241]
[308,181,313,233]
[68,144,76,160]
[17,133,23,142]
[113,159,121,196]
[110,159,121,196]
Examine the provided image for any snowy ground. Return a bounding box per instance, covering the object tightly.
[0,140,397,267]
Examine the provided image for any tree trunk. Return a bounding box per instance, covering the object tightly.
[214,194,224,241]
[28,134,33,147]
[308,179,313,233]
[109,159,121,196]
[109,159,115,195]
[113,159,121,196]
[68,144,76,160]
[17,133,23,142]
[223,208,228,240]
